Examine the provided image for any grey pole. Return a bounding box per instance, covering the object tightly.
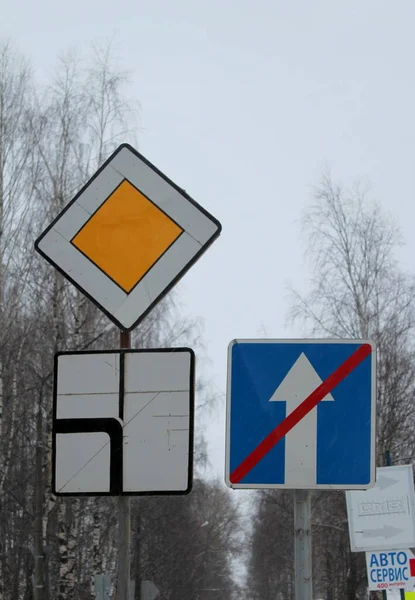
[118,330,131,600]
[294,490,313,600]
[383,451,405,600]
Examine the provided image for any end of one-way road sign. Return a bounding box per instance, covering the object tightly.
[225,339,376,489]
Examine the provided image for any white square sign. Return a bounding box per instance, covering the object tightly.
[346,465,415,551]
[53,348,194,495]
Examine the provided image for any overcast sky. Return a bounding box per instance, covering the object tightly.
[4,0,415,480]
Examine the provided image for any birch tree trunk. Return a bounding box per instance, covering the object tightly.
[0,42,32,600]
[57,500,78,600]
[0,40,221,600]
[248,172,415,597]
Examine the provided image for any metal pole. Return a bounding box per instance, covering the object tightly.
[118,330,131,600]
[381,450,392,600]
[294,489,313,600]
[33,405,45,600]
[382,451,405,600]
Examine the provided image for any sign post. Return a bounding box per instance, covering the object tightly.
[118,331,131,600]
[225,338,376,600]
[118,488,131,600]
[35,143,221,600]
[294,490,312,600]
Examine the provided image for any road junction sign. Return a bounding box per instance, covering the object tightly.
[53,348,194,496]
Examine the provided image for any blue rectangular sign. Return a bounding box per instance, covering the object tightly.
[225,339,376,489]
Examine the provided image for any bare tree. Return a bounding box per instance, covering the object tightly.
[247,170,415,599]
[28,45,138,600]
[0,38,239,600]
[246,490,294,600]
[0,40,37,600]
[289,170,415,463]
[135,479,241,600]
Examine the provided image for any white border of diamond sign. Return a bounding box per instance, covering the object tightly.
[35,144,221,331]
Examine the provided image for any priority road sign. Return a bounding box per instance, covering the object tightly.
[53,348,194,495]
[225,339,376,489]
[35,144,221,331]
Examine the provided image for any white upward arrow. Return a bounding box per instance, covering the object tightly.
[270,352,334,486]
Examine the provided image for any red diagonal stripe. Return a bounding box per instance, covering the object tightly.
[229,343,372,484]
[409,558,415,577]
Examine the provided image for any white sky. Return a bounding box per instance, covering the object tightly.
[4,0,415,482]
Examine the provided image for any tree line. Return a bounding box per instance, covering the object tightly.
[1,37,412,600]
[246,173,415,599]
[0,40,241,600]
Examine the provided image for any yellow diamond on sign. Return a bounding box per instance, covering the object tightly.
[35,144,221,331]
[72,180,183,293]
